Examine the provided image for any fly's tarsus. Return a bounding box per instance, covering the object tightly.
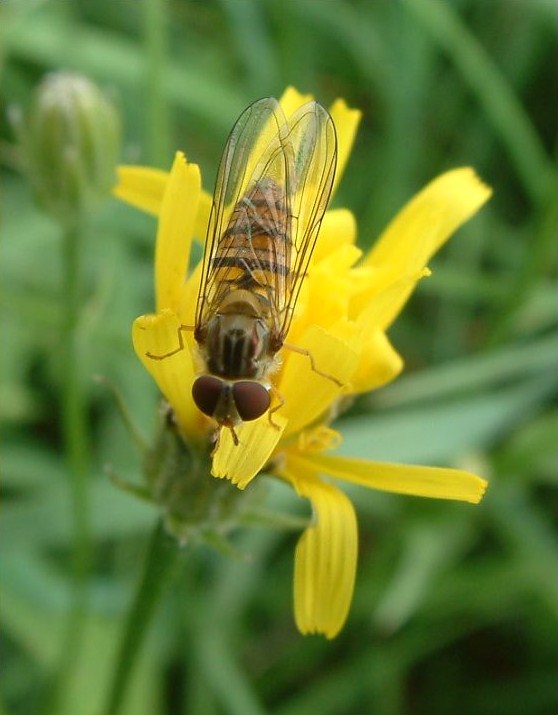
[145,324,194,360]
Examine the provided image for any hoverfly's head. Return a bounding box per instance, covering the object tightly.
[192,375,271,431]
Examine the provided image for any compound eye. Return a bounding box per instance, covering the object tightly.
[232,381,271,422]
[192,375,224,418]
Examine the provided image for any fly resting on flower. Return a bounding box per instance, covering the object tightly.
[151,98,339,445]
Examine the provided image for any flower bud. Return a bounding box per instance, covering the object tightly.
[14,72,120,225]
[143,405,263,546]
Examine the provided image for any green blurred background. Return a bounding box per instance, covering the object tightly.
[1,1,556,714]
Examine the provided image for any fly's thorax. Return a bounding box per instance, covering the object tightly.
[203,308,271,380]
[217,288,268,318]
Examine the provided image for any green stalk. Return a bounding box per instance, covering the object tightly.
[143,0,171,167]
[62,223,91,598]
[103,520,181,715]
[405,0,554,207]
[44,222,91,715]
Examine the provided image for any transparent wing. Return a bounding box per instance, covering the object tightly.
[195,98,337,345]
[195,97,288,333]
[276,101,337,339]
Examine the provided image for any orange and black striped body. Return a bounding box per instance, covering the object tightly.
[209,177,290,317]
[197,176,290,381]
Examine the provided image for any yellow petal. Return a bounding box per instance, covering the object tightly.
[279,325,359,438]
[113,165,168,216]
[132,311,201,439]
[195,190,213,242]
[313,209,357,264]
[365,168,492,270]
[279,86,314,118]
[314,242,361,276]
[351,329,403,393]
[155,152,201,313]
[350,268,431,330]
[297,426,343,454]
[211,413,287,489]
[177,260,203,337]
[328,98,362,196]
[114,163,211,242]
[286,318,400,397]
[299,453,488,504]
[357,168,491,326]
[282,462,357,638]
[289,244,361,341]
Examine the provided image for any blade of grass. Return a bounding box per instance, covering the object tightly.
[371,334,557,407]
[340,373,556,463]
[103,520,180,715]
[217,0,279,94]
[143,0,171,167]
[405,0,555,207]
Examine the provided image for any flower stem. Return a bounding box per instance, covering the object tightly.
[143,0,171,167]
[104,520,181,715]
[62,222,91,605]
[44,222,92,714]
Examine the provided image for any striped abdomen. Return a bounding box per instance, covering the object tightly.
[210,176,291,316]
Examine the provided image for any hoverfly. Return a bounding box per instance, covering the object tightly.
[191,97,338,444]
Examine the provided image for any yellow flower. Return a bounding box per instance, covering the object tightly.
[115,87,491,638]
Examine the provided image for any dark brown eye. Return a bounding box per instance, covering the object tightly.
[232,381,271,421]
[192,375,224,417]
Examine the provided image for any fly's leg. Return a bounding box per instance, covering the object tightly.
[267,385,285,430]
[145,324,195,360]
[264,343,344,431]
[210,425,239,457]
[229,425,240,446]
[282,342,344,387]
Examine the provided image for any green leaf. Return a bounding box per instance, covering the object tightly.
[339,374,556,464]
[0,551,160,715]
